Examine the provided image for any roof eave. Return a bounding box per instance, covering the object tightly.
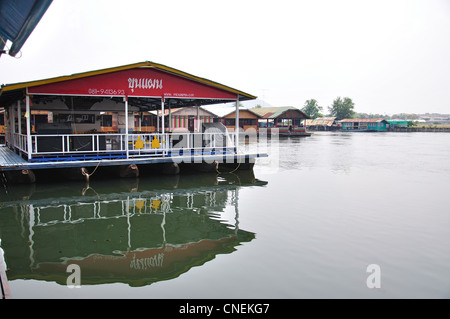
[1,61,257,101]
[222,108,263,118]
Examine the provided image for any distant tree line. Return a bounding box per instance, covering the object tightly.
[300,98,438,121]
[301,97,355,120]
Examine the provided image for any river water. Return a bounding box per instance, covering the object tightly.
[1,132,449,299]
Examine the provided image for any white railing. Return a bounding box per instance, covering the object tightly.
[12,131,236,160]
[13,133,28,153]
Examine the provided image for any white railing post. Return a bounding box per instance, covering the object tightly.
[26,95,32,160]
[17,100,21,135]
[235,97,239,153]
[161,97,165,134]
[124,96,129,159]
[33,135,37,154]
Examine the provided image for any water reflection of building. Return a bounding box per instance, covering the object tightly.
[0,172,266,287]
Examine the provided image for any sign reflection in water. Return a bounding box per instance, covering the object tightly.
[0,171,266,287]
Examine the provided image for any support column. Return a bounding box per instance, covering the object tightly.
[7,105,13,146]
[235,96,239,151]
[10,104,15,137]
[168,99,172,132]
[138,112,142,132]
[157,110,160,132]
[17,100,22,135]
[26,95,32,160]
[196,104,200,132]
[161,97,165,134]
[124,96,129,159]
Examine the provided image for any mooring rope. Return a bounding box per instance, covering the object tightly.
[216,161,241,174]
[216,148,243,175]
[81,160,102,182]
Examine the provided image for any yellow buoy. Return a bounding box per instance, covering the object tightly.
[134,136,144,149]
[151,199,161,211]
[135,200,145,213]
[151,136,160,149]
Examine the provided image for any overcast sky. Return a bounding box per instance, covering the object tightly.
[1,0,449,115]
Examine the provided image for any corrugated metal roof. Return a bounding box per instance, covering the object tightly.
[388,119,409,123]
[221,108,262,118]
[315,117,337,122]
[0,61,257,101]
[0,61,257,110]
[250,106,310,119]
[339,118,388,123]
[306,117,337,126]
[262,112,275,119]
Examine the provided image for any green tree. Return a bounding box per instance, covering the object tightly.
[355,112,390,119]
[328,97,355,120]
[301,99,323,119]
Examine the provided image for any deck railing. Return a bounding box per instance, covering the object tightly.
[12,131,236,161]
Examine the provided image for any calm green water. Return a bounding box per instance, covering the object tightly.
[1,132,450,298]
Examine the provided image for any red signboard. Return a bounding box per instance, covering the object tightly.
[27,68,238,100]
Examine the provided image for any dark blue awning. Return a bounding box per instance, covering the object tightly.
[0,0,52,57]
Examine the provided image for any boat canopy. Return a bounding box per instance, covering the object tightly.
[0,0,53,57]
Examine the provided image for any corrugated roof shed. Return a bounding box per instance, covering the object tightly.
[250,106,310,119]
[339,118,387,123]
[306,117,337,126]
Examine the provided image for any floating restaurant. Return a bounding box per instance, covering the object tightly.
[0,61,267,183]
[219,108,261,133]
[339,118,389,132]
[251,106,311,137]
[305,117,339,131]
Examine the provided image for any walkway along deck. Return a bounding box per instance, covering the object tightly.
[0,143,265,171]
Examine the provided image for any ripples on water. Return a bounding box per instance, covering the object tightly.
[252,132,450,298]
[1,132,450,298]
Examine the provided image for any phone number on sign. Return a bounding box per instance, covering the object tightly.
[88,88,126,95]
